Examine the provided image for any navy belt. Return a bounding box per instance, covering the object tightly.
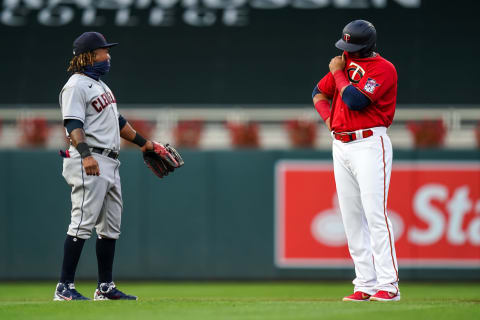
[90,147,119,160]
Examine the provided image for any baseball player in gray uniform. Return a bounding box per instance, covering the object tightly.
[54,32,157,301]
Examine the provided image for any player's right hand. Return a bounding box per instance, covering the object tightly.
[83,156,100,176]
[329,55,346,73]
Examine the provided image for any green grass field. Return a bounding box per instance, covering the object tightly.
[0,282,478,320]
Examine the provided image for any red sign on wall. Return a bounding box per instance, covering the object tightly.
[275,161,480,268]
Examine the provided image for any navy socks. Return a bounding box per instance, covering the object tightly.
[60,235,86,283]
[96,237,116,284]
[59,235,116,284]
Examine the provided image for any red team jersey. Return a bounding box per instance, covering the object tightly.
[317,52,398,132]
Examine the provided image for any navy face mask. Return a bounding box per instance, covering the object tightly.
[83,60,110,81]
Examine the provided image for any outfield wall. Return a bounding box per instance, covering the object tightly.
[0,149,479,281]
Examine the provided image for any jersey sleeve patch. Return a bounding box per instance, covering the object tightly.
[363,78,380,94]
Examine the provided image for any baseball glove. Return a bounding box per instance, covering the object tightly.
[143,142,184,179]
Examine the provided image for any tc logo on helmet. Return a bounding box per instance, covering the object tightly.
[343,34,351,42]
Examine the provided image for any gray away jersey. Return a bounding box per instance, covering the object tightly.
[60,73,121,151]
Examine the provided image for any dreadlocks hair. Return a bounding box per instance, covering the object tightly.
[67,51,96,73]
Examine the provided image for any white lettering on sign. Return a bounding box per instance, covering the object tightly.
[446,186,472,245]
[0,0,422,27]
[371,0,421,8]
[38,5,75,26]
[409,184,480,246]
[149,7,175,25]
[291,0,329,9]
[311,184,480,248]
[311,194,404,247]
[183,8,216,26]
[409,184,447,245]
[203,0,248,9]
[223,8,249,26]
[310,194,346,247]
[469,200,480,245]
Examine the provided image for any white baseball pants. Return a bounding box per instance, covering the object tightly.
[332,127,399,295]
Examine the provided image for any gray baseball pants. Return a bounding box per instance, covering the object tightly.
[63,151,122,240]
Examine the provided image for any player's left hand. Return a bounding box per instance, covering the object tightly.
[142,142,184,179]
[329,54,346,73]
[140,140,154,153]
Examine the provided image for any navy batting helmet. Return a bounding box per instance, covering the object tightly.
[335,20,376,56]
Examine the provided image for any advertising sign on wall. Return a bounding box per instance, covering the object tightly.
[275,161,480,268]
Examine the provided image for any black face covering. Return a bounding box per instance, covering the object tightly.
[83,60,111,81]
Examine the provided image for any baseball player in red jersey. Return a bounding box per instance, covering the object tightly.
[312,20,400,301]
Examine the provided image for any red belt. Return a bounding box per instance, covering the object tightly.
[333,129,373,143]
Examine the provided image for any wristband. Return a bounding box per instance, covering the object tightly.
[132,132,147,147]
[314,99,331,121]
[332,70,350,91]
[76,142,92,159]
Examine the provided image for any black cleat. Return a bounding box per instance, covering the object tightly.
[94,282,138,300]
[53,282,90,301]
